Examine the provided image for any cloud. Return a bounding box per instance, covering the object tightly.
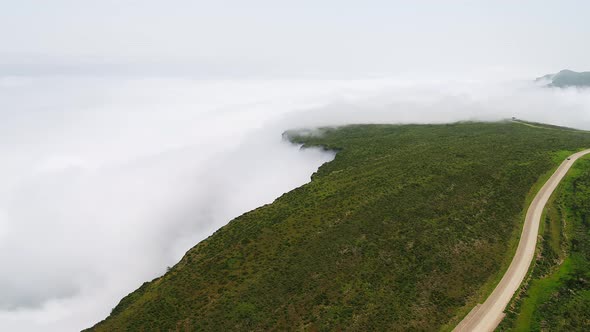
[0,77,347,331]
[0,76,589,331]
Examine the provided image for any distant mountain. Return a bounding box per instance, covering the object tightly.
[536,69,590,88]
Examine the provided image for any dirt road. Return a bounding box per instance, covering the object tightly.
[454,149,590,332]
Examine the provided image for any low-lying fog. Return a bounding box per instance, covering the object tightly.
[1,76,590,331]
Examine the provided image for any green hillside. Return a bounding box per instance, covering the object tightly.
[499,156,590,331]
[87,121,590,331]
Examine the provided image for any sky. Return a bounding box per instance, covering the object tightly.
[1,0,589,78]
[1,1,590,331]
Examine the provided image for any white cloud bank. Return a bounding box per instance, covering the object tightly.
[0,76,589,331]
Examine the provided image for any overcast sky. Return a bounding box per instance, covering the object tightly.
[1,0,589,78]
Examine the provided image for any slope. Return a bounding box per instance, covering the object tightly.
[87,121,590,331]
[499,156,590,331]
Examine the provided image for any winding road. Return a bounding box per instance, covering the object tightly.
[454,149,590,332]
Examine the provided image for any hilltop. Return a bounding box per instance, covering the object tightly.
[87,121,590,331]
[536,69,590,88]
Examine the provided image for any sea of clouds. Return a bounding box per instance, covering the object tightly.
[0,76,589,331]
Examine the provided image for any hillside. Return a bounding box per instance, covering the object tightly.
[537,69,590,88]
[499,156,590,331]
[87,121,590,331]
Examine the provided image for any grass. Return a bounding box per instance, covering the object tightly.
[86,121,590,331]
[441,150,573,331]
[512,119,585,133]
[498,155,590,331]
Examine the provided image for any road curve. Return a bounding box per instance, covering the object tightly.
[454,149,590,332]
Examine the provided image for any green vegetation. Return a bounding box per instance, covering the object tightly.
[87,121,590,331]
[499,156,590,331]
[537,69,590,88]
[512,120,583,133]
